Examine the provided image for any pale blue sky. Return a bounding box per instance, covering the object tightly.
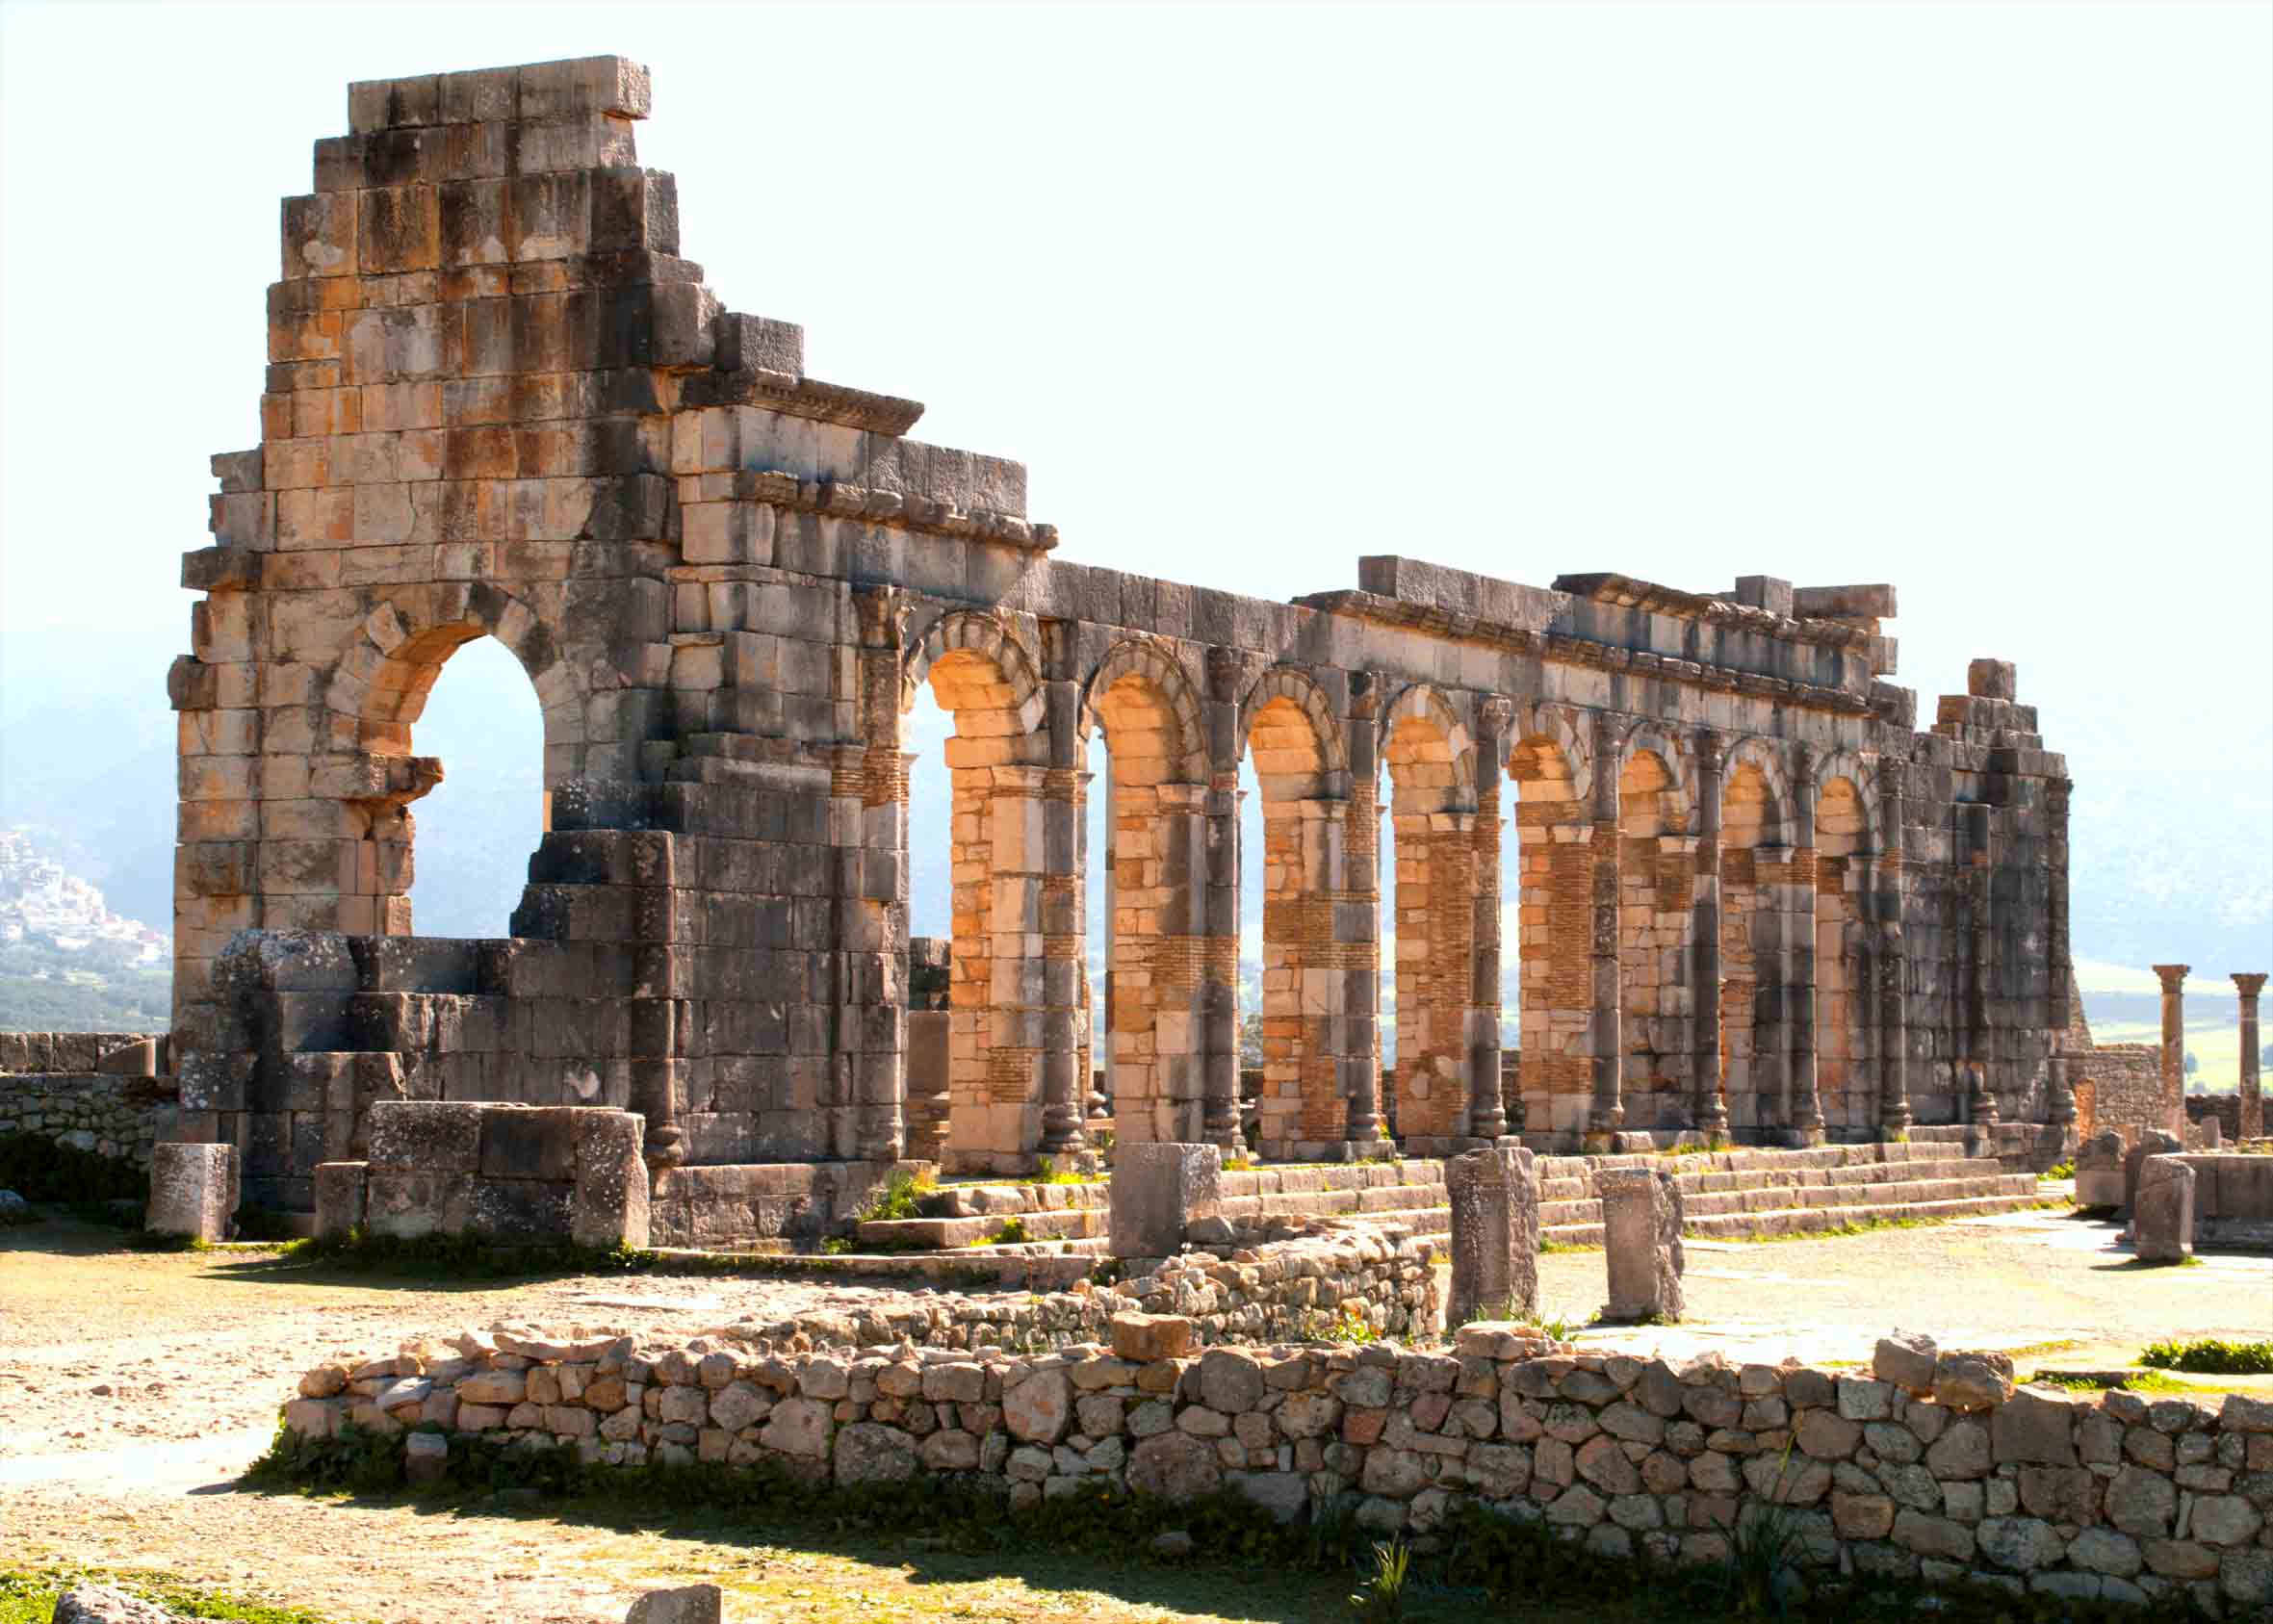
[2,1,2267,975]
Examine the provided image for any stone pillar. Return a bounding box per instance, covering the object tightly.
[1598,1166,1684,1322]
[2134,1155,2195,1264]
[1787,745,1824,1145]
[1108,1141,1222,1259]
[2153,964,2189,1135]
[1691,729,1728,1138]
[1587,711,1625,1149]
[1201,650,1249,1155]
[2234,973,2265,1141]
[1039,652,1089,1157]
[628,832,685,1173]
[1446,1145,1539,1325]
[1875,771,1913,1138]
[1466,699,1512,1143]
[1342,680,1384,1148]
[2073,1129,2125,1207]
[147,1141,240,1242]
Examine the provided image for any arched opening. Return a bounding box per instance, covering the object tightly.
[901,678,956,1158]
[1382,701,1471,1142]
[1718,760,1785,1134]
[377,631,544,940]
[1617,748,1690,1130]
[906,634,1050,1171]
[1511,733,1588,1137]
[1243,688,1340,1156]
[1089,660,1206,1145]
[1816,774,1869,1133]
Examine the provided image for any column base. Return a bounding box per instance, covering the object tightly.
[1780,1125,1828,1149]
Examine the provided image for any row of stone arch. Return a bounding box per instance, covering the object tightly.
[895,608,1898,1172]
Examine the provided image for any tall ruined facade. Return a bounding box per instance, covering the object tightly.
[169,59,2076,1223]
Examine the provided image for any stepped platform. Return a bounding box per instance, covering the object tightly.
[846,1142,2051,1256]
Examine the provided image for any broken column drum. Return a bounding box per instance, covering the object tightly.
[164,55,2088,1219]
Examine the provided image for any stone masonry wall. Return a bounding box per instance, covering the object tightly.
[0,1073,174,1171]
[285,1318,2273,1613]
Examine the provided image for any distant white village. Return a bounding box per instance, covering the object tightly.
[0,830,168,964]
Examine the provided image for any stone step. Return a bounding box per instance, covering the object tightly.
[1543,1191,2053,1247]
[857,1205,1106,1250]
[1537,1170,2037,1228]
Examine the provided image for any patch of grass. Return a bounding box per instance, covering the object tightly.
[980,1216,1032,1247]
[2042,1160,2076,1181]
[263,1227,660,1279]
[858,1168,938,1223]
[2029,1369,2194,1395]
[2140,1336,2273,1375]
[1301,1302,1380,1345]
[1031,1156,1102,1186]
[0,1567,339,1624]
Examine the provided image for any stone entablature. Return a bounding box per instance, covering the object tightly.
[283,1319,2273,1612]
[171,56,2079,1203]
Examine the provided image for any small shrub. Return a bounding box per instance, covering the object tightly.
[2043,1160,2076,1180]
[1348,1536,1410,1622]
[981,1216,1031,1247]
[1303,1302,1378,1345]
[1722,1438,1811,1617]
[2139,1337,2273,1375]
[858,1168,936,1224]
[818,1235,855,1255]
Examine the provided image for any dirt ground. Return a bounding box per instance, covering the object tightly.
[2,1206,2267,1624]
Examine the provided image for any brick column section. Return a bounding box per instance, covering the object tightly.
[1787,744,1825,1145]
[1586,710,1625,1149]
[1342,677,1384,1147]
[2234,973,2266,1141]
[856,589,913,1163]
[1875,769,1913,1138]
[2152,964,2190,1135]
[1691,728,1728,1137]
[1039,632,1088,1157]
[1201,649,1248,1154]
[1467,697,1511,1142]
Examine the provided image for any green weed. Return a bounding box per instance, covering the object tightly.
[1347,1536,1410,1622]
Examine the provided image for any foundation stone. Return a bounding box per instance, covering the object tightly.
[2124,1128,2183,1214]
[2134,1156,2195,1264]
[1109,1142,1221,1259]
[1446,1145,1540,1326]
[2074,1129,2126,1208]
[144,1142,238,1242]
[1598,1166,1684,1322]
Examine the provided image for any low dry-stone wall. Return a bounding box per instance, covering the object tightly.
[716,1224,1442,1353]
[285,1318,2271,1613]
[0,1073,173,1171]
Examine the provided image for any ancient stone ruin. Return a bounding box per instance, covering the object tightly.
[156,52,2134,1238]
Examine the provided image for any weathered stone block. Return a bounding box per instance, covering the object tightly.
[313,1160,368,1239]
[2134,1156,2194,1264]
[145,1142,238,1242]
[1109,1142,1220,1259]
[1447,1145,1539,1327]
[1599,1167,1684,1323]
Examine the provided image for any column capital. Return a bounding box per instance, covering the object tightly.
[1476,694,1515,737]
[1693,726,1726,772]
[1205,643,1261,703]
[1792,740,1818,785]
[2153,964,2191,992]
[2234,972,2268,999]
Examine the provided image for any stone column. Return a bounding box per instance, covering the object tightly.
[1342,679,1384,1148]
[2234,973,2265,1142]
[1467,698,1512,1142]
[1446,1145,1539,1325]
[1038,645,1088,1157]
[1587,711,1625,1149]
[2153,964,2189,1135]
[1875,770,1913,1138]
[1201,649,1249,1156]
[1598,1166,1684,1323]
[1967,806,1997,1132]
[1787,745,1824,1145]
[1691,728,1728,1138]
